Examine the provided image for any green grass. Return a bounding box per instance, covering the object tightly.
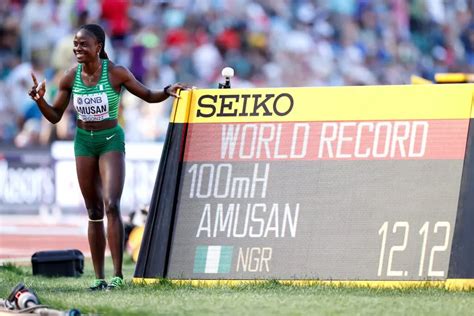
[1,258,474,316]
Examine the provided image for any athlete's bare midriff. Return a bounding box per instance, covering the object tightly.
[76,118,118,131]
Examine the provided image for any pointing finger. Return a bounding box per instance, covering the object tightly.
[31,72,38,86]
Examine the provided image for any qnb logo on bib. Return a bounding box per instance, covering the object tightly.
[74,93,110,121]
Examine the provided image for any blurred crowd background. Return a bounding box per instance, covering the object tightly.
[1,0,473,148]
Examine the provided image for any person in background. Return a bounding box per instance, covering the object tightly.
[28,23,189,291]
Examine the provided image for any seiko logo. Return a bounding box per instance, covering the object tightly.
[196,93,294,118]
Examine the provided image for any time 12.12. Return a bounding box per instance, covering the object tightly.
[377,221,450,277]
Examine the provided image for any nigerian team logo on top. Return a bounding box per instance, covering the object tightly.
[193,246,234,273]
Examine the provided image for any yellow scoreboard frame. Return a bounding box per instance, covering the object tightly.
[134,84,474,290]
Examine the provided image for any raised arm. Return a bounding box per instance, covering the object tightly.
[110,64,188,103]
[28,69,75,124]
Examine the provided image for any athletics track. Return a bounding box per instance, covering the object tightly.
[0,215,90,263]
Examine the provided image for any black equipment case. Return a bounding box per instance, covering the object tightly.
[31,249,84,277]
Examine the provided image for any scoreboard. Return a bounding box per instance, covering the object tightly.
[135,85,474,287]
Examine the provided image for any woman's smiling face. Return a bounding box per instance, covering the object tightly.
[73,30,100,63]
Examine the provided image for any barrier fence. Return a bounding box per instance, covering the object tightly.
[0,142,163,215]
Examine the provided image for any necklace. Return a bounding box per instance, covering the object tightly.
[83,62,101,84]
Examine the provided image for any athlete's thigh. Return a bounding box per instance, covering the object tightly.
[75,156,103,210]
[99,151,125,202]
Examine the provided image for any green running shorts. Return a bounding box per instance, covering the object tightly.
[74,125,125,157]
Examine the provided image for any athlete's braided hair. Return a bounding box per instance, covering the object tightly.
[79,24,109,59]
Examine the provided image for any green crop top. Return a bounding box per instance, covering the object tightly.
[72,59,120,121]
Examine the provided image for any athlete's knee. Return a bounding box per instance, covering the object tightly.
[85,202,104,220]
[88,209,104,221]
[104,199,121,216]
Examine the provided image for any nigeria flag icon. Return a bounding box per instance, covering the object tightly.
[193,246,234,273]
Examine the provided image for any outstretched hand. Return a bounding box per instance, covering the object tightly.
[166,83,192,98]
[28,72,46,101]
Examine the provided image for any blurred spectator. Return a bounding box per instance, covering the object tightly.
[101,0,130,46]
[1,0,473,147]
[14,118,41,148]
[51,10,90,73]
[6,52,45,136]
[21,0,65,62]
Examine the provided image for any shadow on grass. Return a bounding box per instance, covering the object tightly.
[0,262,27,276]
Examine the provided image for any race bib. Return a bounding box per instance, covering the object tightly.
[73,93,110,121]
